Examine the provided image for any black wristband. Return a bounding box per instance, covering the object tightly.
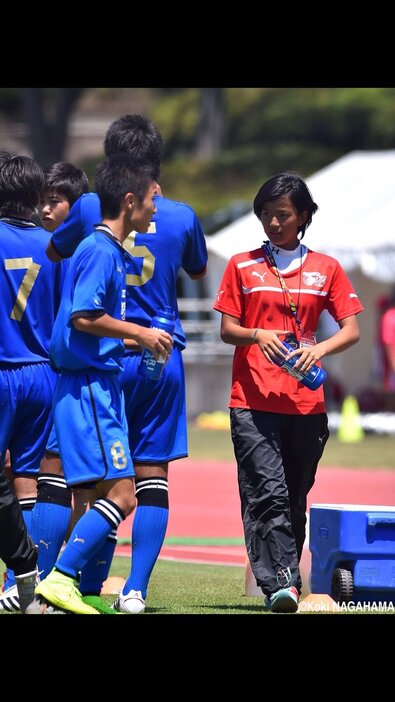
[252,328,261,342]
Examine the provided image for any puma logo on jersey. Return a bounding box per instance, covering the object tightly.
[252,271,267,284]
[303,271,327,288]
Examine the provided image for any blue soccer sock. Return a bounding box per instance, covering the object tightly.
[79,529,117,595]
[30,473,72,578]
[124,477,168,599]
[55,499,124,580]
[4,497,36,591]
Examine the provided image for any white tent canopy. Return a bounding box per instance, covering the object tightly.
[205,151,395,395]
[206,150,395,282]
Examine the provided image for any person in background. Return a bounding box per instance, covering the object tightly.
[379,288,395,409]
[30,155,172,614]
[214,171,363,613]
[45,115,208,615]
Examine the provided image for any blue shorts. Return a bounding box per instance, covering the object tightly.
[121,345,187,463]
[46,424,59,455]
[0,363,56,475]
[53,371,134,487]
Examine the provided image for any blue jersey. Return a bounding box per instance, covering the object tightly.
[50,193,208,348]
[50,227,130,373]
[0,217,66,363]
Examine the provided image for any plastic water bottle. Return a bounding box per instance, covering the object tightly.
[138,306,175,381]
[273,333,327,391]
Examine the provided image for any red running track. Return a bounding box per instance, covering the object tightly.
[116,460,395,566]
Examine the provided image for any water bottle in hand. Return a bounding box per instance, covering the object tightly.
[138,306,175,381]
[273,333,327,391]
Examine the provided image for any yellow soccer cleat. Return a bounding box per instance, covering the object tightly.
[34,569,99,615]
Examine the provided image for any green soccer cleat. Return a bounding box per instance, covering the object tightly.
[81,595,119,614]
[34,569,99,615]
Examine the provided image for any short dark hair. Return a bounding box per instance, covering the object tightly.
[253,171,318,238]
[95,153,155,219]
[0,151,44,216]
[44,162,89,207]
[103,114,164,182]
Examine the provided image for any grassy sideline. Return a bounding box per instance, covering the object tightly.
[187,425,395,468]
[1,558,392,614]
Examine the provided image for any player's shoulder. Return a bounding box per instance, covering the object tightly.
[156,195,198,220]
[231,247,263,265]
[78,192,100,211]
[305,247,341,270]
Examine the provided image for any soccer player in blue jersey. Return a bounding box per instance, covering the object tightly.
[31,154,173,615]
[39,161,89,233]
[25,163,91,592]
[46,115,208,614]
[0,152,66,611]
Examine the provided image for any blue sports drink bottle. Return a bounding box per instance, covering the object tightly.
[274,333,327,391]
[138,306,175,381]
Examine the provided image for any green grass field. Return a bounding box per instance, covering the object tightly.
[1,427,393,616]
[2,557,392,614]
[187,426,395,468]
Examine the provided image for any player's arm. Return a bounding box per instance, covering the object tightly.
[46,238,65,262]
[220,313,288,354]
[187,263,207,280]
[72,313,172,359]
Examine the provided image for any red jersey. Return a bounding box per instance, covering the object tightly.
[213,246,364,415]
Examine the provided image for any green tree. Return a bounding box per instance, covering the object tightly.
[22,88,85,166]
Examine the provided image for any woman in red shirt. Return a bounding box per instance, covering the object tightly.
[214,171,363,613]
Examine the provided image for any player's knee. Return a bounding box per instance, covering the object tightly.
[122,493,136,517]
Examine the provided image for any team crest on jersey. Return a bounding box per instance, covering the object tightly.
[303,271,327,287]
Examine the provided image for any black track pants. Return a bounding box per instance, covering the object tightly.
[0,463,37,575]
[230,408,329,596]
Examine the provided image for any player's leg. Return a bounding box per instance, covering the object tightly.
[30,444,72,579]
[32,373,135,614]
[282,413,329,560]
[0,464,38,613]
[72,484,120,613]
[113,348,186,613]
[0,364,58,610]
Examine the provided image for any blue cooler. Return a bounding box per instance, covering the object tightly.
[309,504,395,603]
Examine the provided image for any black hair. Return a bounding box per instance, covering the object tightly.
[44,162,89,206]
[103,114,164,182]
[95,153,155,219]
[253,171,318,238]
[0,151,44,217]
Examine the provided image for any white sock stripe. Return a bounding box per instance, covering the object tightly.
[37,475,67,484]
[93,503,122,528]
[94,500,123,526]
[135,484,168,494]
[135,479,168,489]
[19,498,36,507]
[37,479,68,489]
[135,478,168,485]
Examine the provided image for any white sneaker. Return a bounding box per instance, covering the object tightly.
[0,583,20,612]
[112,589,146,614]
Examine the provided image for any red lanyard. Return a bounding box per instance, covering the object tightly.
[262,241,303,332]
